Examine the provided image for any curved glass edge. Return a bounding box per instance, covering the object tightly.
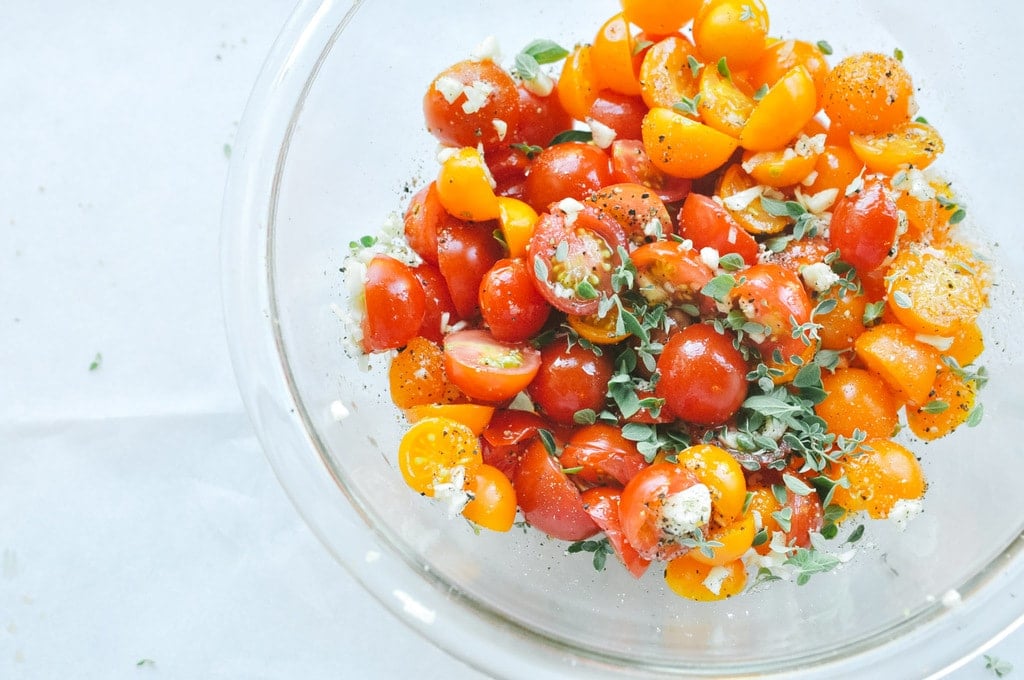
[219,0,1024,677]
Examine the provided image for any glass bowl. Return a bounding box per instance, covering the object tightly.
[221,0,1024,676]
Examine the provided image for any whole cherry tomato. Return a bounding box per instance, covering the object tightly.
[829,176,899,273]
[360,255,426,352]
[512,83,573,148]
[560,424,648,489]
[655,324,748,425]
[677,192,760,265]
[528,339,614,426]
[410,263,459,344]
[524,142,613,212]
[479,258,551,342]
[587,90,647,141]
[437,220,504,319]
[423,59,520,150]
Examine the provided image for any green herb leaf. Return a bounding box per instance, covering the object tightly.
[967,403,985,427]
[533,254,549,281]
[510,142,543,159]
[576,279,599,300]
[784,548,841,585]
[549,129,593,145]
[984,654,1014,677]
[701,274,736,303]
[893,47,904,61]
[772,507,793,533]
[752,83,769,101]
[915,115,930,124]
[89,352,103,371]
[920,399,949,415]
[718,253,745,271]
[673,93,703,117]
[716,56,731,80]
[521,39,569,64]
[892,290,913,309]
[862,300,886,325]
[573,409,597,425]
[783,473,814,496]
[816,40,834,55]
[561,466,584,474]
[632,39,654,56]
[687,55,704,78]
[538,428,558,456]
[513,52,541,81]
[845,524,865,544]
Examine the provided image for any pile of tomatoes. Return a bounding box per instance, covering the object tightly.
[347,0,989,600]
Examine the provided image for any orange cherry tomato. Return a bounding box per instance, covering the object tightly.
[740,65,817,151]
[716,164,788,235]
[406,403,495,435]
[389,337,460,409]
[850,121,945,176]
[436,147,499,221]
[398,417,482,496]
[665,554,746,601]
[823,52,915,135]
[806,144,864,195]
[462,463,518,531]
[642,107,739,178]
[854,323,941,405]
[946,320,985,367]
[692,0,769,70]
[697,61,755,138]
[621,0,702,35]
[816,288,869,351]
[591,12,643,96]
[886,245,988,337]
[741,143,820,188]
[815,368,899,439]
[674,444,748,526]
[906,369,978,441]
[748,39,830,109]
[689,514,756,567]
[831,438,925,519]
[557,44,600,121]
[639,35,700,110]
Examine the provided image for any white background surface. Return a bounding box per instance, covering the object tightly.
[0,1,1017,678]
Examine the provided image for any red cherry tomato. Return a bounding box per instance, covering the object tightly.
[512,83,574,148]
[403,182,445,264]
[587,90,647,141]
[677,192,760,265]
[423,59,521,151]
[361,255,426,352]
[731,263,814,347]
[481,409,553,481]
[410,263,459,344]
[655,324,748,425]
[515,438,600,541]
[787,490,825,548]
[829,176,899,273]
[443,329,541,403]
[580,487,651,578]
[437,220,504,319]
[619,463,703,561]
[527,203,628,316]
[609,139,692,204]
[631,240,716,312]
[485,147,530,200]
[585,183,674,246]
[560,424,648,489]
[524,142,613,212]
[478,258,551,343]
[528,340,615,426]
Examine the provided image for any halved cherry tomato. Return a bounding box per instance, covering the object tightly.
[406,403,494,434]
[620,462,704,561]
[443,329,542,402]
[730,263,814,349]
[567,306,632,345]
[854,323,941,404]
[462,463,517,532]
[850,121,945,176]
[423,59,521,150]
[437,220,504,319]
[697,63,754,138]
[587,90,647,141]
[829,176,898,273]
[515,437,600,541]
[388,337,457,409]
[560,424,648,489]
[906,369,977,441]
[689,514,755,566]
[361,255,426,352]
[642,107,739,178]
[496,196,538,258]
[591,13,643,96]
[580,486,650,578]
[665,553,746,601]
[397,416,482,496]
[586,182,673,245]
[622,0,702,35]
[479,258,552,342]
[815,287,868,351]
[638,35,700,111]
[656,324,748,425]
[411,263,460,344]
[741,142,819,188]
[806,144,864,195]
[437,146,500,221]
[675,444,747,526]
[557,44,600,121]
[609,139,693,204]
[523,142,614,212]
[481,409,552,480]
[946,320,985,367]
[692,0,769,70]
[740,65,817,151]
[631,240,715,311]
[528,340,615,425]
[816,368,898,439]
[676,192,759,264]
[748,39,830,109]
[885,245,987,336]
[527,202,627,316]
[716,163,788,235]
[403,182,444,263]
[831,438,925,518]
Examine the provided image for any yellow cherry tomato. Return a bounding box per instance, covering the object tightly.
[621,0,702,35]
[405,403,495,435]
[665,554,747,601]
[693,0,770,70]
[557,44,599,121]
[398,417,482,496]
[689,514,756,566]
[496,196,538,258]
[697,62,755,138]
[740,65,817,151]
[741,142,820,187]
[906,369,977,441]
[639,35,700,111]
[850,121,945,176]
[831,438,925,519]
[823,52,915,135]
[641,107,739,178]
[436,147,499,221]
[591,12,642,96]
[674,444,747,526]
[567,306,632,345]
[462,463,517,531]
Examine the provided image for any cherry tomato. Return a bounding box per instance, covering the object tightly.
[436,146,500,221]
[631,240,715,311]
[697,62,754,139]
[462,463,518,532]
[557,44,600,122]
[619,462,704,561]
[885,245,987,337]
[437,220,505,319]
[580,487,650,578]
[688,514,756,566]
[560,424,648,489]
[674,444,747,526]
[816,367,899,439]
[397,416,481,496]
[621,0,702,35]
[638,35,700,111]
[748,39,830,109]
[443,329,542,403]
[361,255,426,352]
[656,324,748,426]
[524,142,613,212]
[478,258,551,342]
[403,182,444,263]
[405,403,494,435]
[823,52,915,135]
[388,336,457,409]
[850,121,945,176]
[481,409,552,480]
[716,163,788,236]
[664,553,746,601]
[693,0,769,70]
[609,139,693,204]
[512,83,573,148]
[585,182,673,245]
[567,306,633,346]
[528,339,615,426]
[515,438,600,541]
[815,287,868,351]
[423,59,521,150]
[730,263,813,348]
[642,107,739,179]
[591,13,643,96]
[806,144,864,195]
[740,65,817,152]
[831,438,925,519]
[410,263,459,344]
[854,323,941,405]
[588,90,647,140]
[786,489,824,548]
[486,146,530,199]
[676,192,759,264]
[496,196,538,258]
[527,203,627,316]
[828,176,898,273]
[906,368,977,441]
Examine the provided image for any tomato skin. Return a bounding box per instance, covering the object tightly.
[587,90,647,141]
[423,59,521,150]
[403,182,444,263]
[481,409,551,480]
[619,463,703,561]
[677,193,759,265]
[786,488,824,548]
[609,139,693,204]
[829,177,898,273]
[410,263,459,344]
[512,83,573,148]
[731,263,813,344]
[560,424,648,489]
[437,220,505,319]
[585,182,673,246]
[816,367,898,439]
[656,324,748,426]
[580,487,651,578]
[527,203,627,316]
[462,464,518,532]
[515,438,600,541]
[631,240,715,312]
[528,340,615,426]
[485,146,530,199]
[524,142,614,212]
[361,255,426,352]
[478,258,551,342]
[443,329,542,403]
[398,417,481,496]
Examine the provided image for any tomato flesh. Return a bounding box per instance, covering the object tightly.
[443,329,541,403]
